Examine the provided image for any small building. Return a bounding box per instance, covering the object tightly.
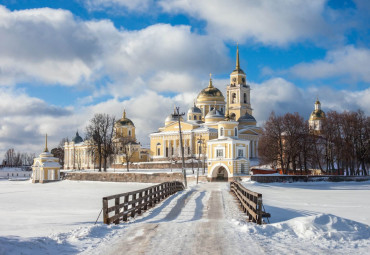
[207,120,250,181]
[64,131,95,170]
[32,135,61,183]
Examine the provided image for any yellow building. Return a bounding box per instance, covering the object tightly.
[32,135,61,183]
[64,110,149,170]
[113,110,149,164]
[207,121,250,181]
[309,99,326,135]
[150,46,261,163]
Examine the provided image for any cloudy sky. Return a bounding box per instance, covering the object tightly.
[0,0,369,159]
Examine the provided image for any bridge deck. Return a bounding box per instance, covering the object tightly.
[102,182,265,255]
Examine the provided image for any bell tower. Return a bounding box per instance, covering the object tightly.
[226,45,252,121]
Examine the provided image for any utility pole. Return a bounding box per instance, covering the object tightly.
[175,107,187,189]
[197,135,202,184]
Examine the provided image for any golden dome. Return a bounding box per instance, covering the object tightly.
[197,76,225,103]
[309,110,326,121]
[309,99,325,121]
[116,110,135,127]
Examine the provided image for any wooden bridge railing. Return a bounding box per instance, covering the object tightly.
[230,181,270,225]
[103,181,184,225]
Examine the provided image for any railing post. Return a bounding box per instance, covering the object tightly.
[114,197,120,224]
[138,191,143,215]
[257,194,262,225]
[149,187,153,207]
[144,189,148,211]
[103,198,109,225]
[131,193,136,218]
[123,195,128,221]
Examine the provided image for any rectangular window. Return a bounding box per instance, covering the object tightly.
[216,149,223,158]
[238,149,243,157]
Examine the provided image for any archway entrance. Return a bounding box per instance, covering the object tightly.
[216,166,228,181]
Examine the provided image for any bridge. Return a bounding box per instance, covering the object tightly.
[102,182,266,255]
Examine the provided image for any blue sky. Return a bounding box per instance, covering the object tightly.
[0,0,369,157]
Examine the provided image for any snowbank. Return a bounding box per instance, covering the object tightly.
[237,214,370,254]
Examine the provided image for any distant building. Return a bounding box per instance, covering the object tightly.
[32,135,61,183]
[309,99,326,135]
[63,111,149,170]
[113,110,150,165]
[64,131,95,170]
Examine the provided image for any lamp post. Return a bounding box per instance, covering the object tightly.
[174,107,187,189]
[197,136,202,184]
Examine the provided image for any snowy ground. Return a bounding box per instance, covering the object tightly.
[242,180,370,225]
[240,180,370,254]
[0,180,154,254]
[0,179,369,254]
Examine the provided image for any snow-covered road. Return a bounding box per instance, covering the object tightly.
[96,182,265,255]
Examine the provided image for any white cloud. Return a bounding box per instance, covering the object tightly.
[159,0,332,45]
[83,0,154,12]
[0,87,72,117]
[0,6,99,86]
[251,77,370,125]
[148,72,198,92]
[0,5,229,97]
[288,45,370,83]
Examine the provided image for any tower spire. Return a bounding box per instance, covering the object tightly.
[44,134,49,153]
[236,43,240,70]
[122,109,126,119]
[208,73,213,88]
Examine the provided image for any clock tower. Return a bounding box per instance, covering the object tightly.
[226,45,252,121]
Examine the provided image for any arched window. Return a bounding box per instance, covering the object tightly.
[156,143,161,156]
[128,130,131,136]
[244,93,247,103]
[220,127,224,136]
[232,93,236,103]
[235,128,238,137]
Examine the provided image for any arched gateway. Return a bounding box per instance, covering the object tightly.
[209,164,231,181]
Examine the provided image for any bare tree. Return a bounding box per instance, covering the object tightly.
[4,149,16,166]
[115,132,138,172]
[53,137,69,167]
[86,113,116,172]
